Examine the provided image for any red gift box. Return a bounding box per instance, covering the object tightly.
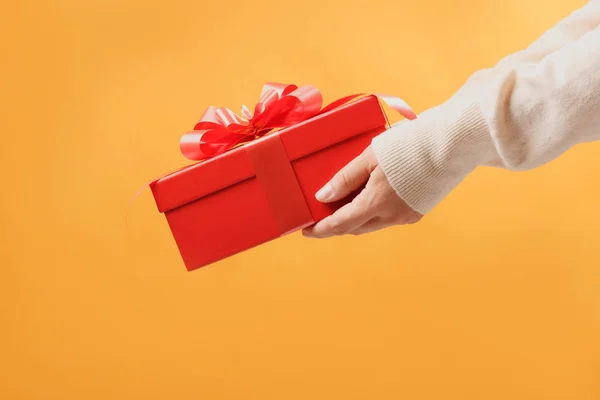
[150,84,414,270]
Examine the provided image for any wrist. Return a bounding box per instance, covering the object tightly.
[372,101,492,214]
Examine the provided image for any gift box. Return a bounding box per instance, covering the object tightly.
[150,83,414,270]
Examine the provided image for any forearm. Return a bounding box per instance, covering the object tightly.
[481,27,600,171]
[373,4,600,214]
[461,1,600,91]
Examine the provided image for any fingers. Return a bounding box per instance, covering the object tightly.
[315,147,377,203]
[304,164,424,239]
[303,193,373,238]
[347,217,393,236]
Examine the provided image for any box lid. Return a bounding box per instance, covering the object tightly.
[151,95,387,213]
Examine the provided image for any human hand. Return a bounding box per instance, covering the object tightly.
[302,146,423,238]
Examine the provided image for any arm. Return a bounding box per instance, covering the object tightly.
[303,1,600,238]
[373,21,600,214]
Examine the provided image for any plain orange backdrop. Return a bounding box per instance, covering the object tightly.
[2,0,600,399]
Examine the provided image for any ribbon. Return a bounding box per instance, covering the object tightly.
[180,83,416,161]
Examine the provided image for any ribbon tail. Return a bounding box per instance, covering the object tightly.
[320,93,416,121]
[375,94,417,121]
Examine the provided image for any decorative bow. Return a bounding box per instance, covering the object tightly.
[180,83,416,161]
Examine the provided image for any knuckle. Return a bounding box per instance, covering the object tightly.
[362,147,377,168]
[335,169,351,191]
[358,190,378,210]
[329,221,347,236]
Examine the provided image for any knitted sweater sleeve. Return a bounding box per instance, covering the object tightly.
[372,1,600,214]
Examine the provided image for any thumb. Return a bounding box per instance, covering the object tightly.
[315,146,378,203]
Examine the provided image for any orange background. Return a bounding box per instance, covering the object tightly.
[2,0,599,399]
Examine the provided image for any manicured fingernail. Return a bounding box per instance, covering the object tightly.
[315,184,334,202]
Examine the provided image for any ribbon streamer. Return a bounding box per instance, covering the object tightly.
[180,83,416,161]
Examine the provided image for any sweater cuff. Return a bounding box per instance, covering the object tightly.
[372,102,492,214]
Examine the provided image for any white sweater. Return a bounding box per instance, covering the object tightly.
[372,0,600,214]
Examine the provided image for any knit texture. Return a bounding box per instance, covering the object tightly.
[373,0,600,214]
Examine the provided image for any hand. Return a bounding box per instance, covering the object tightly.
[302,146,423,238]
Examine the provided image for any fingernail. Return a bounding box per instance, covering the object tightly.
[315,184,334,202]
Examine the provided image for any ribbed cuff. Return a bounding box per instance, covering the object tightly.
[372,102,492,214]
